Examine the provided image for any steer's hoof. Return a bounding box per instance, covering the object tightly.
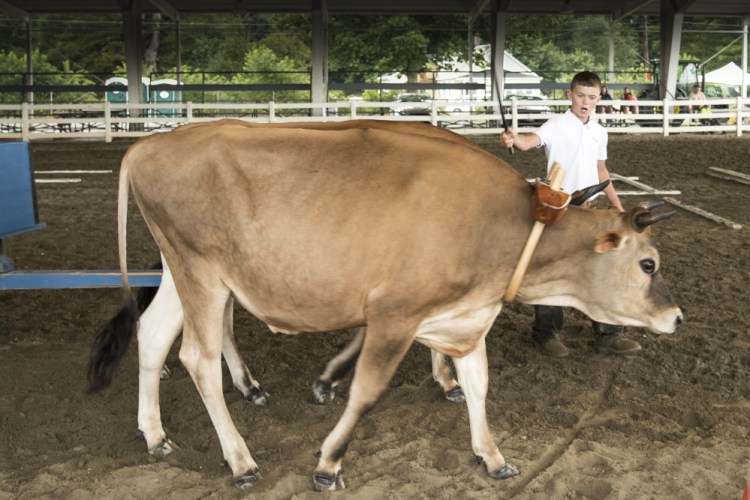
[313,471,345,491]
[246,387,269,407]
[444,387,465,403]
[160,364,172,380]
[149,439,175,460]
[489,462,520,480]
[312,379,334,405]
[234,471,261,490]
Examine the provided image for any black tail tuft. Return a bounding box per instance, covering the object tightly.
[86,288,140,394]
[135,260,163,312]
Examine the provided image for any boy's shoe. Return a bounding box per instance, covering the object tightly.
[534,334,569,358]
[596,333,642,355]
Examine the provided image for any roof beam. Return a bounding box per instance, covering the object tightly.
[147,0,179,20]
[613,0,656,21]
[0,0,30,21]
[470,0,512,23]
[671,0,699,13]
[468,0,491,22]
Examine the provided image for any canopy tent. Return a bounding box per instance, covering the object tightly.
[704,62,750,87]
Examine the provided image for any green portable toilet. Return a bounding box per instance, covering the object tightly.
[149,79,181,118]
[105,77,128,116]
[105,76,150,116]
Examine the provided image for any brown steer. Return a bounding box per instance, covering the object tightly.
[93,120,682,490]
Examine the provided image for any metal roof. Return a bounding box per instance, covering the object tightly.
[0,0,749,19]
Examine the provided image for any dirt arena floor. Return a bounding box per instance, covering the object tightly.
[1,130,749,499]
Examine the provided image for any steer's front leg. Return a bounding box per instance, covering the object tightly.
[313,325,415,490]
[451,337,519,480]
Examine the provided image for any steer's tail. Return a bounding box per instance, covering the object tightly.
[86,153,140,393]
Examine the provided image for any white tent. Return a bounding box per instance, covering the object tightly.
[704,62,750,87]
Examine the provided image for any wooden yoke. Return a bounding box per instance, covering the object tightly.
[503,162,566,303]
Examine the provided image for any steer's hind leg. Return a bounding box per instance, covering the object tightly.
[177,276,260,488]
[431,350,464,403]
[137,260,184,458]
[313,323,415,491]
[452,338,518,480]
[221,296,269,406]
[313,327,365,404]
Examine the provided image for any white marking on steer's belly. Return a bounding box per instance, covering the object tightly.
[267,325,301,335]
[415,302,503,356]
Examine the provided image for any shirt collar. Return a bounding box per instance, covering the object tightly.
[564,109,598,128]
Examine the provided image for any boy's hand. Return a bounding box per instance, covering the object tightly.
[501,127,516,150]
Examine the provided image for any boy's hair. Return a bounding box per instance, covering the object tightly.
[570,71,602,90]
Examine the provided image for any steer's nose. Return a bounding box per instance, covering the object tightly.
[675,314,684,329]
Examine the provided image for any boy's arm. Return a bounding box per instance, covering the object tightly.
[597,160,624,211]
[500,127,541,152]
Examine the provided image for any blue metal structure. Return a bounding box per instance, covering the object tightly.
[0,141,161,290]
[0,270,162,290]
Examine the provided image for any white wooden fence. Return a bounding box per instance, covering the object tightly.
[1,97,749,141]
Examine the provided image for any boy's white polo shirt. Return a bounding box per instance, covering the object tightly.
[533,109,608,195]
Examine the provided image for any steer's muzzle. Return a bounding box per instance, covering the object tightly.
[650,307,683,335]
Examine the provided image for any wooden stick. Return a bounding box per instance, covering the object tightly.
[35,178,82,184]
[504,162,565,302]
[616,190,681,196]
[663,196,742,230]
[706,167,750,186]
[610,173,665,194]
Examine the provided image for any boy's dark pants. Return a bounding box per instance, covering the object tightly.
[531,305,623,343]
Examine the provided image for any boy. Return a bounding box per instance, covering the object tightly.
[500,71,641,357]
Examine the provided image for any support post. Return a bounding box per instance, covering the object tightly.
[122,0,145,131]
[608,16,616,84]
[659,0,684,100]
[311,0,328,116]
[742,16,748,98]
[25,20,33,105]
[490,0,510,113]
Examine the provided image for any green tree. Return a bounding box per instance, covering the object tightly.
[0,49,96,104]
[230,45,309,103]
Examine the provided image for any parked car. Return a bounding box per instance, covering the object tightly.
[506,94,550,125]
[395,93,432,115]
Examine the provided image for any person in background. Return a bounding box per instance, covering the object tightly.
[500,71,641,358]
[688,84,706,114]
[597,85,613,114]
[622,87,638,114]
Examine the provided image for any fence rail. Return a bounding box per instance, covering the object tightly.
[1,97,748,142]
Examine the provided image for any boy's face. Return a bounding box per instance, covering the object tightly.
[567,84,601,122]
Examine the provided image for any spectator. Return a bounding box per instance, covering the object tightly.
[688,84,706,114]
[501,71,641,358]
[622,87,638,114]
[597,85,613,114]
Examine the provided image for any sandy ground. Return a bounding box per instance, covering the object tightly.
[0,131,749,499]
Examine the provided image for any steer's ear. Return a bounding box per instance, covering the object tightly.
[594,231,625,253]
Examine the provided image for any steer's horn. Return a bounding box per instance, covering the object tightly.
[570,180,610,207]
[634,209,677,232]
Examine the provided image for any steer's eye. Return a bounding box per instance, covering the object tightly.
[640,259,656,274]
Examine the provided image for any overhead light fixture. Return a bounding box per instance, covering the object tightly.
[561,0,574,14]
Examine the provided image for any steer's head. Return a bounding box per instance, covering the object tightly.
[519,202,683,334]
